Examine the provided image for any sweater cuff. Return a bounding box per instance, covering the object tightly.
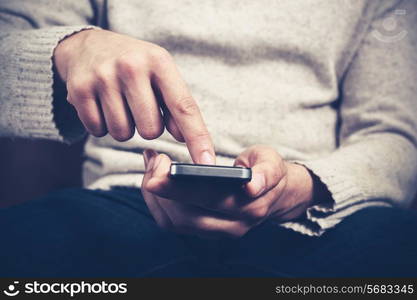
[11,26,97,143]
[278,158,392,236]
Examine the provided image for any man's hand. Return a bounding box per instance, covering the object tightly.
[141,145,316,238]
[53,29,215,164]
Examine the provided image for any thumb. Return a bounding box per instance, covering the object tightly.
[234,146,285,198]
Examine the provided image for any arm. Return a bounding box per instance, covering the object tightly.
[284,0,417,235]
[0,0,97,143]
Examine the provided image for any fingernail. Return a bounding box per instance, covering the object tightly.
[251,173,266,197]
[200,151,215,165]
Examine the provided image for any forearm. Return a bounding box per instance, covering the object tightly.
[303,133,417,208]
[279,133,417,236]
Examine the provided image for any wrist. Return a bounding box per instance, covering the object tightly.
[269,162,314,221]
[53,28,97,81]
[284,162,314,207]
[282,162,334,219]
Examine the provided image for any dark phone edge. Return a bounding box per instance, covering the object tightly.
[170,163,252,181]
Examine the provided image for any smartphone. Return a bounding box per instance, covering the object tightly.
[169,163,252,184]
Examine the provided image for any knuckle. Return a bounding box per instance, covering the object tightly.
[137,123,164,140]
[188,130,211,145]
[109,124,134,142]
[116,52,144,77]
[245,204,269,221]
[86,121,106,137]
[148,45,172,66]
[148,44,171,61]
[94,63,114,87]
[249,145,275,159]
[267,159,285,185]
[67,78,94,101]
[174,96,199,117]
[265,164,279,181]
[88,128,107,137]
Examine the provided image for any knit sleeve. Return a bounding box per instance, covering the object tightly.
[0,1,100,143]
[282,0,417,236]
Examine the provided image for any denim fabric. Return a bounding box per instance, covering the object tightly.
[1,188,416,277]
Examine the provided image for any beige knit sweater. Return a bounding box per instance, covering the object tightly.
[1,0,416,236]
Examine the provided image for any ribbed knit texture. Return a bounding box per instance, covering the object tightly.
[1,0,416,236]
[0,26,95,142]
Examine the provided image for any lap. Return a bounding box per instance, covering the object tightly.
[0,188,195,277]
[223,206,417,277]
[1,187,417,277]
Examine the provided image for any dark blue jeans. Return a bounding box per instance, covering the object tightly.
[1,188,417,277]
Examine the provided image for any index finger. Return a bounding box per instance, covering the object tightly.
[152,53,215,164]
